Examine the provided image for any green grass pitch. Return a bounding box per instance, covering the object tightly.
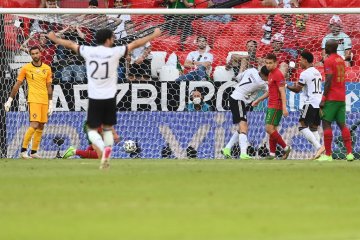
[1,159,360,240]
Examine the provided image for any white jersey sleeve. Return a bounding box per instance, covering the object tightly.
[79,45,90,59]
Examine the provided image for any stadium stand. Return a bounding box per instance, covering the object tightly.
[2,0,360,83]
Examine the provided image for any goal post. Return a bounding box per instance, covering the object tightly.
[1,8,359,159]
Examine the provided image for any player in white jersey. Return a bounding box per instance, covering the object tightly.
[222,66,269,159]
[287,50,325,159]
[47,28,161,169]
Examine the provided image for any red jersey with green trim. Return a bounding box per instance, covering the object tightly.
[324,53,346,101]
[268,68,286,110]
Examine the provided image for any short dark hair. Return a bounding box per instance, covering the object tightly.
[260,65,270,76]
[89,0,98,6]
[300,50,314,63]
[246,40,257,46]
[95,28,114,44]
[29,46,41,53]
[265,53,277,62]
[197,36,207,42]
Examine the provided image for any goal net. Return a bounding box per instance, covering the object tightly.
[1,8,359,159]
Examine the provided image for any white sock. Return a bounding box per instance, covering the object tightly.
[300,128,321,149]
[312,131,321,144]
[88,130,105,152]
[225,132,239,149]
[103,128,114,147]
[239,133,248,154]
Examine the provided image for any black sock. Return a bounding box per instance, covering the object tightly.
[30,150,37,154]
[21,148,27,153]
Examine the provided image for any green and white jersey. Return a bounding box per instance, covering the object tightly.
[321,32,352,57]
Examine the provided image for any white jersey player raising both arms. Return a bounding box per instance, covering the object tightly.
[222,66,269,159]
[287,50,325,159]
[47,27,162,169]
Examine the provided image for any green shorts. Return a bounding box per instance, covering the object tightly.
[321,101,346,123]
[265,108,283,126]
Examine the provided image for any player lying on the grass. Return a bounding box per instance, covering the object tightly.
[62,121,120,159]
[222,66,269,159]
[261,53,291,159]
[4,46,53,159]
[317,39,354,162]
[47,27,162,169]
[286,50,325,159]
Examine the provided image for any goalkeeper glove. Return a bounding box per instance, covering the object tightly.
[4,97,13,112]
[48,100,53,116]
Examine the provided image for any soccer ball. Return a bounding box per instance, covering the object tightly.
[124,140,137,153]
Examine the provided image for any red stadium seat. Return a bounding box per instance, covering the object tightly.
[194,0,208,8]
[210,50,228,67]
[350,38,360,67]
[182,35,198,52]
[132,15,164,25]
[221,22,252,37]
[191,20,226,46]
[130,0,155,8]
[1,0,40,7]
[346,66,360,82]
[151,35,180,53]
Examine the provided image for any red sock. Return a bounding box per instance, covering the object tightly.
[76,149,98,159]
[341,127,352,154]
[269,134,277,154]
[270,131,286,149]
[323,129,333,156]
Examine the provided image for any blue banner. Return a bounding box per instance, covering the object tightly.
[6,111,360,159]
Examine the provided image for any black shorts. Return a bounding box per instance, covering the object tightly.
[87,97,117,129]
[229,96,252,124]
[299,104,321,126]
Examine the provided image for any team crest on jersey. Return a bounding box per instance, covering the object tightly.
[33,113,37,119]
[43,69,47,74]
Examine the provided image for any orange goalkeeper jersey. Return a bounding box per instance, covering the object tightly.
[17,62,52,104]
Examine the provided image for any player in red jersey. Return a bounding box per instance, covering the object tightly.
[62,121,120,159]
[317,39,354,161]
[259,53,291,159]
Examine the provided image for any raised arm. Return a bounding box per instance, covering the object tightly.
[19,36,33,53]
[46,31,80,54]
[127,28,162,53]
